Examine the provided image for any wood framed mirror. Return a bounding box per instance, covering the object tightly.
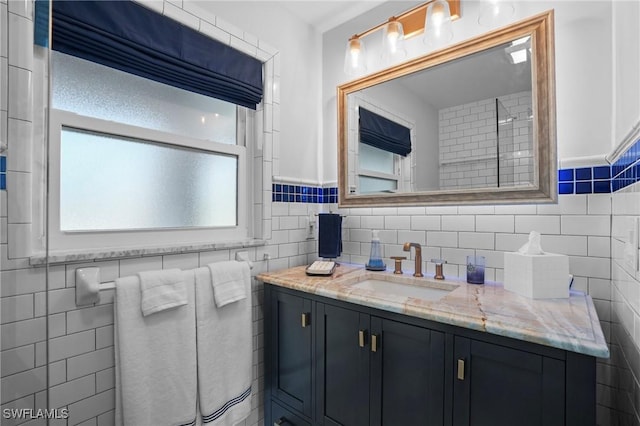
[337,10,556,207]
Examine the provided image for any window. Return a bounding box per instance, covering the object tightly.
[357,143,400,193]
[49,52,251,251]
[354,105,414,194]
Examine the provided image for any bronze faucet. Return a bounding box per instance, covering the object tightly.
[402,242,423,277]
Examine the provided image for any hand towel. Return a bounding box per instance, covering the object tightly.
[207,261,248,308]
[195,263,252,426]
[318,213,343,259]
[138,268,187,316]
[115,273,197,426]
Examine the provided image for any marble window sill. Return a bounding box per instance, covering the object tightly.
[29,238,266,266]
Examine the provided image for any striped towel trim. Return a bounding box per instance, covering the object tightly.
[202,387,252,423]
[177,418,197,426]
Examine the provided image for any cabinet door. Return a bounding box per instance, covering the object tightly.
[370,317,446,426]
[270,290,313,416]
[453,336,565,426]
[316,303,370,426]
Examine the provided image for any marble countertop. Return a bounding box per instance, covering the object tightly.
[257,264,609,358]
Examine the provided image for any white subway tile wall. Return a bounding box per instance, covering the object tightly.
[439,92,533,190]
[610,180,640,425]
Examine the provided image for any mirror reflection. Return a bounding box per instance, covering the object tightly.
[347,38,534,195]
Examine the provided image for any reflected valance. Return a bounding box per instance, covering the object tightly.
[359,108,411,157]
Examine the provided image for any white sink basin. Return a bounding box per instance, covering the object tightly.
[352,279,454,301]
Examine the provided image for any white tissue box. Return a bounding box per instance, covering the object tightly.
[503,252,570,299]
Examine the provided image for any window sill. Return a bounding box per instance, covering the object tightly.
[29,238,266,266]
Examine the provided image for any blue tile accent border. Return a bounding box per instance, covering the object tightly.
[558,166,611,195]
[0,156,6,190]
[610,138,640,193]
[557,138,640,195]
[272,184,338,204]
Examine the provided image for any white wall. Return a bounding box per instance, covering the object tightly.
[193,0,323,183]
[612,0,640,146]
[322,1,614,182]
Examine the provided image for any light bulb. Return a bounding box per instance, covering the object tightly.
[349,38,361,68]
[344,37,367,76]
[431,3,445,26]
[478,0,515,27]
[386,21,400,53]
[381,18,406,64]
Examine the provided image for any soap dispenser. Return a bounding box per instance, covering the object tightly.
[366,230,386,271]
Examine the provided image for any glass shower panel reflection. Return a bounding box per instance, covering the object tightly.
[60,128,238,231]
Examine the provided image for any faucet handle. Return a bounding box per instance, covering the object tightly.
[430,258,447,280]
[390,256,406,274]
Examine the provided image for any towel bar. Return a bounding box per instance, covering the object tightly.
[314,212,347,217]
[75,252,254,307]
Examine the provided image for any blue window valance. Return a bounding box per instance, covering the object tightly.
[359,108,412,157]
[49,0,263,109]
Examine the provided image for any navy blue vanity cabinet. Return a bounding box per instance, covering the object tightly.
[265,288,314,424]
[315,303,446,426]
[263,284,596,426]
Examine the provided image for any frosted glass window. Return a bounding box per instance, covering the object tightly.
[359,143,395,174]
[359,176,397,194]
[52,52,237,145]
[60,127,237,231]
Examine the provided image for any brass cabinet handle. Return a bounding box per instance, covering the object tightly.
[371,334,379,352]
[358,330,366,347]
[457,358,465,380]
[301,312,310,328]
[274,418,285,426]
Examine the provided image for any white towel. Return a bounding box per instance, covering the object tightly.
[115,273,197,426]
[207,261,248,307]
[195,263,252,426]
[138,268,187,316]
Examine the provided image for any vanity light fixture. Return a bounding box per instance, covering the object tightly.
[478,0,515,27]
[381,17,407,64]
[343,0,461,76]
[344,36,368,75]
[423,0,454,48]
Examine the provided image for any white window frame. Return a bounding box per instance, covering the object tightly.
[48,109,248,252]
